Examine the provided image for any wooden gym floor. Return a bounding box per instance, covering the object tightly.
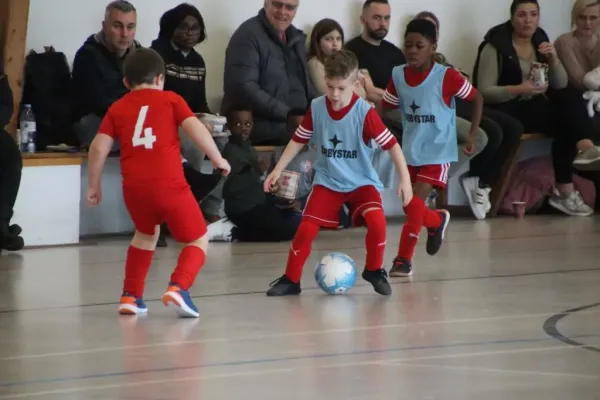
[0,216,599,399]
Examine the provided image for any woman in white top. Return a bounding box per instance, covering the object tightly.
[307,19,370,99]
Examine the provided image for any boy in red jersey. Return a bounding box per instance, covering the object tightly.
[380,19,483,277]
[264,50,413,297]
[86,48,231,318]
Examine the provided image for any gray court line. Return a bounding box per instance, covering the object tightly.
[0,267,599,314]
[0,332,598,389]
[543,302,600,353]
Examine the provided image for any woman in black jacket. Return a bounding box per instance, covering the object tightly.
[150,4,222,246]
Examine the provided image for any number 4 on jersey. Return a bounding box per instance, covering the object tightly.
[132,105,157,149]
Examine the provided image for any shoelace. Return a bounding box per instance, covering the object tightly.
[269,275,288,287]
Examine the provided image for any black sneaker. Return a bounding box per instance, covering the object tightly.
[9,224,22,236]
[266,275,301,296]
[426,210,450,256]
[389,257,412,277]
[361,268,392,295]
[1,235,24,251]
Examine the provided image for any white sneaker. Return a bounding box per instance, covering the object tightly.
[461,176,490,220]
[548,188,594,216]
[573,146,600,171]
[207,218,235,242]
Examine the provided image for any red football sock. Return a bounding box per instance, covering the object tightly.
[423,207,443,229]
[285,221,320,282]
[123,246,154,298]
[397,196,426,261]
[363,209,387,271]
[170,246,206,290]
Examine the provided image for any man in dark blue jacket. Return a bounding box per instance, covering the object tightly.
[71,0,140,150]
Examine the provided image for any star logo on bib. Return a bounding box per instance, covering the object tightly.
[409,100,420,114]
[329,135,342,148]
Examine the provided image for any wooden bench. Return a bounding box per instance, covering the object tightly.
[488,133,548,217]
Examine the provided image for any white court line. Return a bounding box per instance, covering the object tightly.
[3,308,599,361]
[0,343,594,399]
[389,362,598,380]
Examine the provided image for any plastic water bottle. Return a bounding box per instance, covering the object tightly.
[20,104,36,153]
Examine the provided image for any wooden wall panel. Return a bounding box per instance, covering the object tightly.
[1,0,30,135]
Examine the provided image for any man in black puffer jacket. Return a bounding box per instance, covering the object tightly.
[221,0,316,146]
[71,0,140,150]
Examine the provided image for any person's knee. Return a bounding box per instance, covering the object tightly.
[293,220,319,245]
[185,233,209,252]
[131,226,161,250]
[363,208,386,236]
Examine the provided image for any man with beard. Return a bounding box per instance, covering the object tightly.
[345,0,406,103]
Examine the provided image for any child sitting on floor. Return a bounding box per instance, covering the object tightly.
[212,105,302,242]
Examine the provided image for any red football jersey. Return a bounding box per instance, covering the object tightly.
[99,89,195,187]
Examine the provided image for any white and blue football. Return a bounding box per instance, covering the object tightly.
[314,252,357,294]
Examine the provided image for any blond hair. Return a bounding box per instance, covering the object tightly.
[572,0,600,28]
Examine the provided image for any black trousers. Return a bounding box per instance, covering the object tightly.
[457,101,524,187]
[183,162,223,203]
[227,203,301,242]
[0,130,22,231]
[487,93,581,185]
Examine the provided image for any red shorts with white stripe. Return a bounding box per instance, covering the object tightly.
[302,184,383,229]
[408,163,450,189]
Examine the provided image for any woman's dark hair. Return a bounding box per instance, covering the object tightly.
[404,19,437,44]
[308,18,345,63]
[510,0,540,16]
[414,11,439,31]
[158,3,206,44]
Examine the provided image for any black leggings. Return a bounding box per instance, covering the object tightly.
[457,101,524,186]
[489,94,580,185]
[0,130,22,230]
[227,203,301,242]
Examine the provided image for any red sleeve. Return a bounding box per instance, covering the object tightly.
[443,68,477,101]
[172,92,196,124]
[362,108,397,150]
[292,107,313,144]
[381,77,400,109]
[98,109,116,138]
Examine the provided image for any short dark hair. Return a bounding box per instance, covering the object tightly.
[105,0,136,20]
[324,50,358,80]
[362,0,389,10]
[308,18,345,63]
[158,3,207,44]
[226,104,252,123]
[510,0,539,16]
[123,48,165,87]
[404,19,437,44]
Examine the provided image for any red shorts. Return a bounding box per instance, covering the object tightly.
[123,185,207,243]
[408,163,451,189]
[302,185,383,229]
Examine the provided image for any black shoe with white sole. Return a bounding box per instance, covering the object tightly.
[426,210,450,256]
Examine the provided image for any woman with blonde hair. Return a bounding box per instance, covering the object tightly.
[554,0,600,170]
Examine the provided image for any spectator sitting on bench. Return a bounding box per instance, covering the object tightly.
[207,105,302,242]
[71,0,140,151]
